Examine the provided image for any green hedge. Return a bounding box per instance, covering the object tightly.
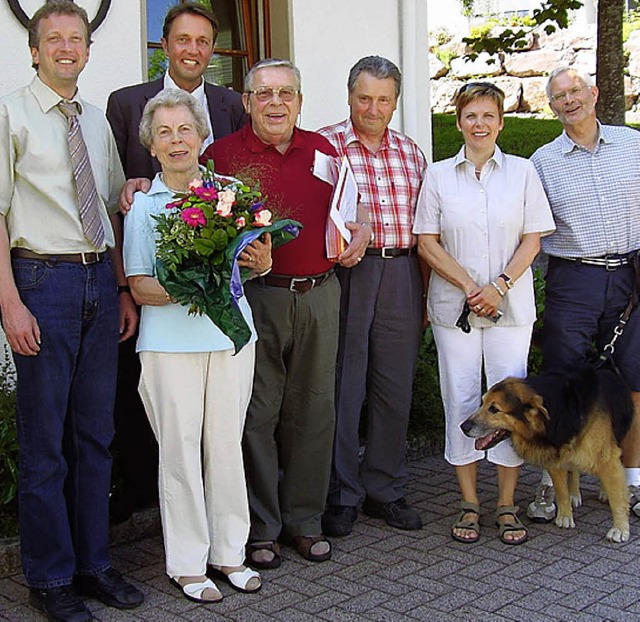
[0,346,18,537]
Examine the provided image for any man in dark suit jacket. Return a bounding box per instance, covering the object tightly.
[107,2,246,180]
[105,1,246,522]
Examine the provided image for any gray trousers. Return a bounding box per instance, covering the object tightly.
[329,255,423,506]
[243,274,340,540]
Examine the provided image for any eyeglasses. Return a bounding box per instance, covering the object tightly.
[458,82,504,95]
[247,86,300,103]
[550,85,591,102]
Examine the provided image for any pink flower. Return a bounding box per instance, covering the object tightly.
[254,209,272,227]
[193,186,218,200]
[166,200,184,210]
[188,178,203,191]
[216,202,233,217]
[235,216,246,228]
[181,207,207,227]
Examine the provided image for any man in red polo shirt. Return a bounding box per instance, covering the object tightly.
[203,59,371,568]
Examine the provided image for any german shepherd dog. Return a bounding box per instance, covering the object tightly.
[460,364,635,542]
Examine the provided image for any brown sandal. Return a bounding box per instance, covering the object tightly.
[292,535,332,562]
[246,540,281,569]
[495,505,529,545]
[451,501,480,544]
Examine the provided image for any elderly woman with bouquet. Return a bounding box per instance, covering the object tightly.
[123,88,272,603]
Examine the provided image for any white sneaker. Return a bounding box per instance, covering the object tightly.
[629,485,640,518]
[527,484,556,523]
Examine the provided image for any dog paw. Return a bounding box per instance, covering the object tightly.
[555,515,575,529]
[570,493,582,508]
[606,526,630,543]
[599,487,608,503]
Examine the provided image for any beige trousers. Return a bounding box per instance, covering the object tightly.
[139,345,254,577]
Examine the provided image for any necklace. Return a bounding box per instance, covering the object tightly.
[160,173,191,194]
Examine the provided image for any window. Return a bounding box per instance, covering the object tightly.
[146,0,271,91]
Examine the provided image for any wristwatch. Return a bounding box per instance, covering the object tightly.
[498,273,514,290]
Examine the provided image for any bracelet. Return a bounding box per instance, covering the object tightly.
[498,273,514,289]
[117,285,131,294]
[491,280,506,297]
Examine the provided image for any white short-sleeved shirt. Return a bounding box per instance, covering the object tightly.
[123,174,257,353]
[413,146,555,328]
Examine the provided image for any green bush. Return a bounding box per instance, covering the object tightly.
[0,345,18,537]
[409,327,445,453]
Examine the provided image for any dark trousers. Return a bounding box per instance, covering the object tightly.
[243,275,339,540]
[11,257,118,588]
[543,256,640,391]
[111,335,158,518]
[330,255,423,506]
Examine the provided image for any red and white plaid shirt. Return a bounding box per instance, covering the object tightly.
[318,118,426,249]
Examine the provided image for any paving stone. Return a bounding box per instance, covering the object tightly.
[496,604,559,622]
[2,459,640,620]
[542,603,610,621]
[597,586,640,609]
[584,603,639,622]
[296,589,351,614]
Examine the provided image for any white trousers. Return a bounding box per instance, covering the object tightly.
[432,324,533,467]
[139,345,255,577]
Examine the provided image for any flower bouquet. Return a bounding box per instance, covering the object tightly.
[153,160,302,353]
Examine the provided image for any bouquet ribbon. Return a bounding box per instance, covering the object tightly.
[157,219,302,354]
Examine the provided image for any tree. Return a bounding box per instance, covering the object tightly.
[597,0,625,125]
[462,0,626,125]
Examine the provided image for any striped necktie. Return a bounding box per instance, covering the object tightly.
[58,100,105,248]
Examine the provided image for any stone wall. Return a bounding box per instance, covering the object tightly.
[430,24,640,121]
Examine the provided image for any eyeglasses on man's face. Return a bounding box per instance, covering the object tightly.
[550,84,591,103]
[247,86,300,103]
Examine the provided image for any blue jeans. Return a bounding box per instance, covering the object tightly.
[11,256,119,589]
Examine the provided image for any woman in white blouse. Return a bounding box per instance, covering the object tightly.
[413,83,555,545]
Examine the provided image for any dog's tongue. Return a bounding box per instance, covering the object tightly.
[475,429,510,451]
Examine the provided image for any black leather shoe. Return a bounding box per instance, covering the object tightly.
[362,497,423,530]
[29,586,92,622]
[74,568,143,610]
[322,505,358,537]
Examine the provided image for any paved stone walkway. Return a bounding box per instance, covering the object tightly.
[1,456,640,621]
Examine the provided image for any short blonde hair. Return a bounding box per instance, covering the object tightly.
[455,82,505,122]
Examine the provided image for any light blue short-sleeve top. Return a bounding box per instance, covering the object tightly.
[123,174,257,353]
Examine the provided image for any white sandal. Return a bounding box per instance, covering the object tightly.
[169,577,223,603]
[210,566,262,593]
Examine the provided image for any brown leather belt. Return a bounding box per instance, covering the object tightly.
[11,248,105,264]
[262,270,333,294]
[365,247,415,259]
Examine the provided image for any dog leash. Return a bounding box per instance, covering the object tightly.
[596,250,640,367]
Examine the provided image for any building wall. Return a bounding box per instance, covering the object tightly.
[287,0,431,156]
[0,0,145,109]
[0,0,432,355]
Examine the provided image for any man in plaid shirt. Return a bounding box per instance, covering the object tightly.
[318,56,428,536]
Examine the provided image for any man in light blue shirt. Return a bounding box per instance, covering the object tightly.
[530,66,640,522]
